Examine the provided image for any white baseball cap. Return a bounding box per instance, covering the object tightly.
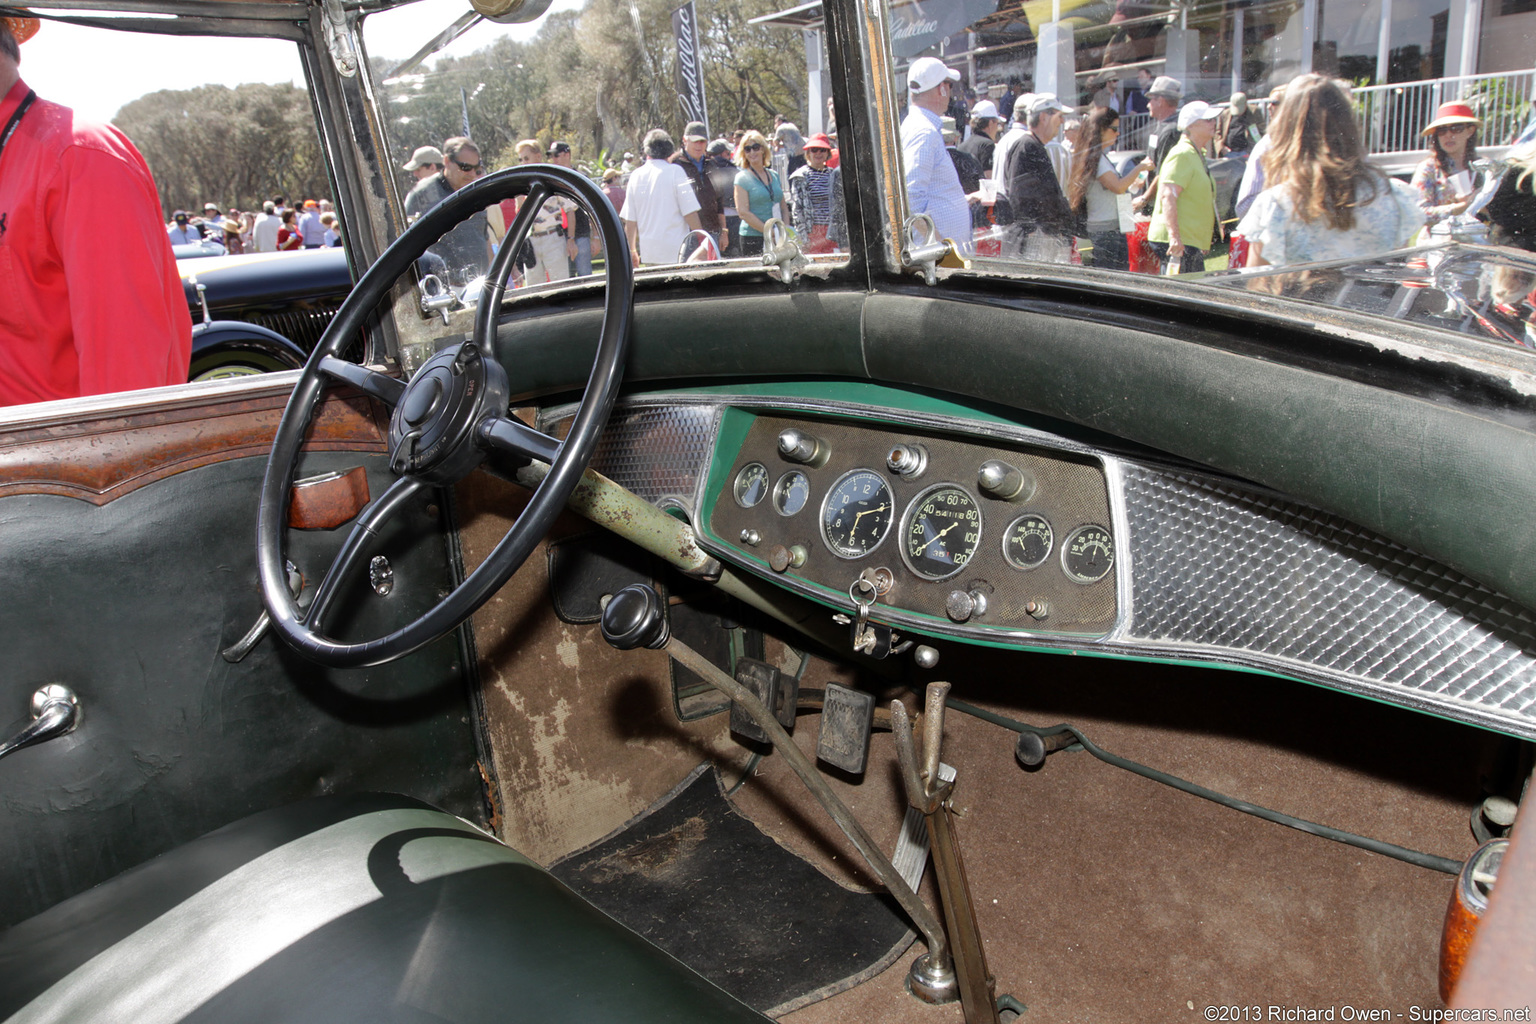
[1177,100,1220,131]
[1028,93,1072,117]
[970,100,1000,120]
[908,57,961,94]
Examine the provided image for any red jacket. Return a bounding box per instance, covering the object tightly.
[0,78,192,406]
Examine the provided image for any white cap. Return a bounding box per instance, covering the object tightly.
[1148,75,1184,100]
[970,100,1000,120]
[1012,94,1035,123]
[908,56,961,94]
[1177,100,1219,131]
[1028,93,1072,117]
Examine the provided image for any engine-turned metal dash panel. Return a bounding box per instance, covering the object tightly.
[1120,465,1536,728]
[710,414,1116,636]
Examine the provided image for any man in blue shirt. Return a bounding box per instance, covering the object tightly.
[901,57,972,253]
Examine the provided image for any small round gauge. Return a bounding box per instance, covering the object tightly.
[1002,514,1054,570]
[1061,524,1115,584]
[773,471,811,516]
[732,462,769,507]
[820,469,894,559]
[902,485,981,581]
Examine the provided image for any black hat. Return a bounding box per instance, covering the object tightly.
[547,140,571,155]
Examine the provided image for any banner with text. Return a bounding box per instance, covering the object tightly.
[671,1,709,132]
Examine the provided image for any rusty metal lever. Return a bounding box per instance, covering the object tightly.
[892,682,999,1023]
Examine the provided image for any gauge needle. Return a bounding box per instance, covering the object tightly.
[852,503,888,528]
[919,521,958,552]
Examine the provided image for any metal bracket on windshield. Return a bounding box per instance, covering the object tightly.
[418,273,455,325]
[761,218,808,286]
[901,214,953,287]
[321,0,360,78]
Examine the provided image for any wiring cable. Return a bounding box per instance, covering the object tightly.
[945,695,1465,876]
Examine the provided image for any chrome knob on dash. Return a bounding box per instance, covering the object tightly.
[777,428,828,467]
[977,460,1036,502]
[886,443,927,477]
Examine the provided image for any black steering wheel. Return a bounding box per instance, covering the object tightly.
[257,166,633,668]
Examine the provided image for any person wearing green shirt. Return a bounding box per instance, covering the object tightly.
[1149,100,1221,274]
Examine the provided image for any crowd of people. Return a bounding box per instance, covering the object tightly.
[166,197,343,254]
[396,116,846,284]
[894,57,1536,275]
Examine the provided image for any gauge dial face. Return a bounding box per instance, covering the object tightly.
[820,469,894,559]
[773,471,811,516]
[902,486,982,580]
[732,462,769,507]
[1002,514,1054,570]
[1062,524,1115,584]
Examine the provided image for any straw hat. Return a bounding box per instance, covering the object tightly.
[1421,102,1480,136]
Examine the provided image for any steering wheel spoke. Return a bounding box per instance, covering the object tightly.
[318,355,408,407]
[304,475,428,632]
[478,415,562,465]
[258,165,633,667]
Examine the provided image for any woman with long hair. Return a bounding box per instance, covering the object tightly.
[1236,74,1422,267]
[1067,107,1151,270]
[733,129,785,258]
[1411,100,1481,236]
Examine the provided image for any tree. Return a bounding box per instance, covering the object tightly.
[115,83,328,217]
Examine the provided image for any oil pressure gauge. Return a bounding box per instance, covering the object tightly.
[1061,524,1114,584]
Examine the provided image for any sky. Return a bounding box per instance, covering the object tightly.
[15,0,580,124]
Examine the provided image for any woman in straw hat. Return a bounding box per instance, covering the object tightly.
[1411,101,1482,233]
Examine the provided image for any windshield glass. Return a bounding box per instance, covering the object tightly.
[363,0,845,282]
[875,0,1536,347]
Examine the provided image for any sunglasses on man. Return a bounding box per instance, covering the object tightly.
[451,156,483,173]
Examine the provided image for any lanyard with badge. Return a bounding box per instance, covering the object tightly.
[0,89,36,164]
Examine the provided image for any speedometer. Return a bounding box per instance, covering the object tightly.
[902,485,981,580]
[820,469,893,559]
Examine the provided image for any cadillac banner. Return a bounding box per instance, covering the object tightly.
[671,0,709,131]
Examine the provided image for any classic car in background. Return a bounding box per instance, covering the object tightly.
[178,247,353,379]
[4,0,1536,1022]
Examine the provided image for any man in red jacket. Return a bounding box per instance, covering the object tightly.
[0,13,191,407]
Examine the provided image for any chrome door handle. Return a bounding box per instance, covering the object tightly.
[0,685,80,762]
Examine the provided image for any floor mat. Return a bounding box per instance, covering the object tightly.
[550,763,915,1016]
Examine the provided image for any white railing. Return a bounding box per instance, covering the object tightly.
[1355,70,1536,158]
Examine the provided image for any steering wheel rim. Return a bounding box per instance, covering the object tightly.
[257,165,633,668]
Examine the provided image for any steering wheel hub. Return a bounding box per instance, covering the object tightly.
[387,344,508,485]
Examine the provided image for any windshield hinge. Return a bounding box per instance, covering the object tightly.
[761,218,808,286]
[901,214,968,286]
[321,0,360,78]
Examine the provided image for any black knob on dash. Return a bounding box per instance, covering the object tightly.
[600,584,671,650]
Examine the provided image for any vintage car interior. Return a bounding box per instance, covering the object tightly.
[3,0,1536,1021]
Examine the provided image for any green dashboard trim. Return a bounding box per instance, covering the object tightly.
[651,381,1027,428]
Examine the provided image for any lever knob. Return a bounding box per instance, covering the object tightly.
[777,428,828,467]
[977,460,1036,502]
[600,584,670,651]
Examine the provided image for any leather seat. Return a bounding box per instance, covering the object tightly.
[0,793,771,1023]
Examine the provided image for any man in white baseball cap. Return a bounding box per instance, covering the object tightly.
[900,57,972,250]
[1149,100,1220,274]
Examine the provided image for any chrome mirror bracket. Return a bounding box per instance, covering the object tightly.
[762,218,808,286]
[901,214,951,286]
